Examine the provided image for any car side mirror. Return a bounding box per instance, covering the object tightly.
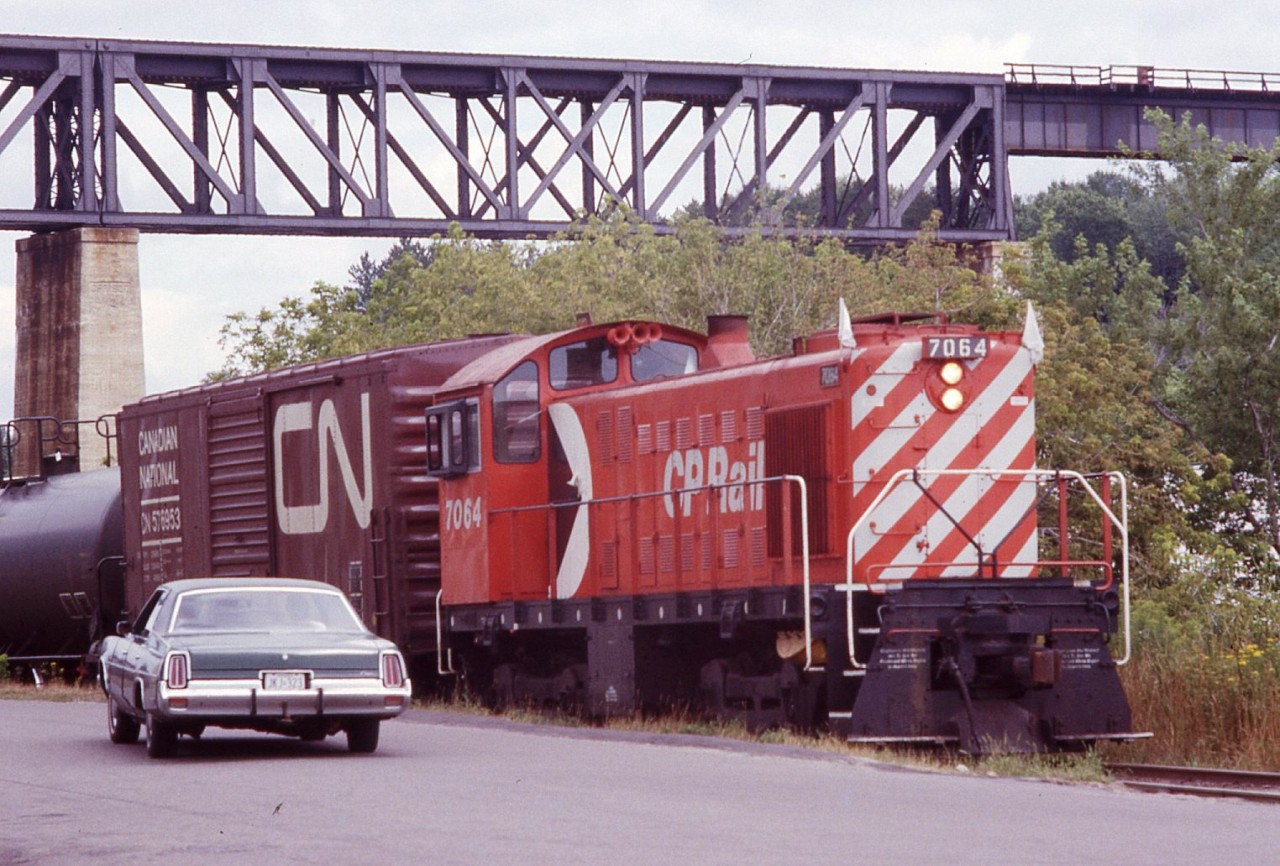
[116,620,132,637]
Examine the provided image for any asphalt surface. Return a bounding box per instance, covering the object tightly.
[1,699,1277,864]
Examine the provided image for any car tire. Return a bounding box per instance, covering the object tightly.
[107,696,141,745]
[345,719,380,753]
[146,713,178,759]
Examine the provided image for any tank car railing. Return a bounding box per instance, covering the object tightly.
[839,468,1131,672]
[0,415,119,483]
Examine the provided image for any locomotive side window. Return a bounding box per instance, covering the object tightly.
[425,399,480,477]
[632,340,698,382]
[549,338,618,390]
[494,362,541,463]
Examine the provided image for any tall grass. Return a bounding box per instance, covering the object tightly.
[1103,593,1280,769]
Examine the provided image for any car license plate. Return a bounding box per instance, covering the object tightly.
[262,671,307,690]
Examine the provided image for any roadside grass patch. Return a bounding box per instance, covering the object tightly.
[0,681,101,702]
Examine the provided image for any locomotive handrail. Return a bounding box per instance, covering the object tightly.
[840,468,1131,671]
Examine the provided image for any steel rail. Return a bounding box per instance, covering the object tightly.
[1106,762,1280,804]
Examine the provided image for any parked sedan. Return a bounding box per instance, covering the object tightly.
[99,577,412,758]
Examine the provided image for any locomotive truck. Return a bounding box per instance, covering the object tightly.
[7,304,1141,752]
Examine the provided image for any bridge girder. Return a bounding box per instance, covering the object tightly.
[0,36,1010,243]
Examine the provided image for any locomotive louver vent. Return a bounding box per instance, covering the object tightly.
[721,529,740,570]
[746,407,765,440]
[675,417,693,450]
[639,535,656,575]
[617,407,634,463]
[720,410,739,443]
[765,405,831,557]
[596,412,615,463]
[659,535,675,573]
[681,533,697,572]
[599,540,618,587]
[636,423,653,455]
[656,421,671,452]
[751,526,767,568]
[698,414,715,447]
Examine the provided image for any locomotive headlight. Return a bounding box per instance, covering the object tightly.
[941,387,965,412]
[939,361,964,385]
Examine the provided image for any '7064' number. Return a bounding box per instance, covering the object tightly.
[923,335,988,360]
[445,496,483,532]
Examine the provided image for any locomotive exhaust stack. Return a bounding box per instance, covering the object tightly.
[704,315,755,367]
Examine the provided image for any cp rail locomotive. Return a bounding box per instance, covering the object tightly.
[4,305,1141,752]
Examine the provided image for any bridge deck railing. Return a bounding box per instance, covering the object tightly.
[1006,63,1280,94]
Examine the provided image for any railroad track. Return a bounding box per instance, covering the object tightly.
[1106,762,1280,803]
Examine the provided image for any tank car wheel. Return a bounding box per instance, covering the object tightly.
[107,696,141,744]
[345,719,380,753]
[145,713,178,759]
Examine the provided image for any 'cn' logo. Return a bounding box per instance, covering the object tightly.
[273,394,373,535]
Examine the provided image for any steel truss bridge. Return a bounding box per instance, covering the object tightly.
[3,36,1280,243]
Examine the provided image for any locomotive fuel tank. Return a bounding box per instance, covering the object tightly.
[0,467,125,660]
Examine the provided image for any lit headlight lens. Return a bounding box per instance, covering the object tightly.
[940,361,964,385]
[941,387,964,412]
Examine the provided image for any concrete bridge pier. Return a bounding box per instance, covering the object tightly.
[12,227,144,475]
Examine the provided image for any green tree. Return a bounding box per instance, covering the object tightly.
[1015,171,1185,290]
[1003,226,1213,587]
[1131,109,1280,569]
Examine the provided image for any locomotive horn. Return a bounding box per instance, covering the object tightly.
[631,322,652,344]
[607,323,634,347]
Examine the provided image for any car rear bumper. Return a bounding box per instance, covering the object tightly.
[155,677,411,721]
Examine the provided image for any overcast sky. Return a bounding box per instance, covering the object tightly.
[3,0,1278,418]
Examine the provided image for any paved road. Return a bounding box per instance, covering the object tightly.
[1,699,1276,864]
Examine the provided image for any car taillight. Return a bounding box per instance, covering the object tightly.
[381,652,406,689]
[165,652,190,689]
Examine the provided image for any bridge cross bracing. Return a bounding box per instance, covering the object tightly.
[0,35,1013,243]
[3,37,1280,244]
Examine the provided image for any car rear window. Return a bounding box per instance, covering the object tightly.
[170,588,365,633]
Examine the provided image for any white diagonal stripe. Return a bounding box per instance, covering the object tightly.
[850,342,918,431]
[851,350,1033,573]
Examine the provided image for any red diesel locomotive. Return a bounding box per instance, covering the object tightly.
[116,305,1140,752]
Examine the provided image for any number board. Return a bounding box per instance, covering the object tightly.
[923,335,988,360]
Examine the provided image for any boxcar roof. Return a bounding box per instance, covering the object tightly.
[126,332,528,408]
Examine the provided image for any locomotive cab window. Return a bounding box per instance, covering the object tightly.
[631,339,698,382]
[493,362,541,463]
[425,399,480,477]
[549,337,617,390]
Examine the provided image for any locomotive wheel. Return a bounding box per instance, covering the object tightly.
[346,719,380,753]
[107,696,140,744]
[145,713,178,759]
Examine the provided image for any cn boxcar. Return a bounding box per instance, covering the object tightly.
[116,307,1142,752]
